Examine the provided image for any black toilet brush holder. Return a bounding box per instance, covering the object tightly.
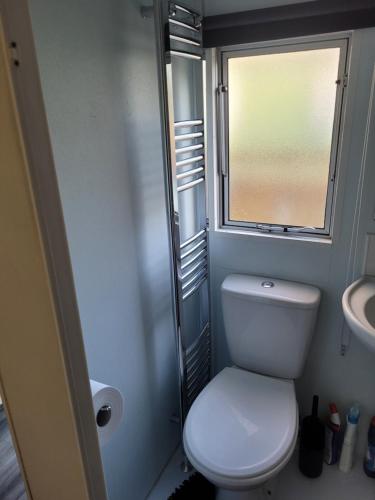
[299,394,325,478]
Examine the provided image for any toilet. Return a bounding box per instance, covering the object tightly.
[183,274,321,500]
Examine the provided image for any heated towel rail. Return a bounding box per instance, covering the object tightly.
[158,0,211,433]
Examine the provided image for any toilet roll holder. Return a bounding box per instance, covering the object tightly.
[96,405,112,427]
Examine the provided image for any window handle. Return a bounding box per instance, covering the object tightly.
[256,224,285,233]
[217,84,228,176]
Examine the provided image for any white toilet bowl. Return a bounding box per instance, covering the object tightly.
[183,275,320,499]
[183,366,298,499]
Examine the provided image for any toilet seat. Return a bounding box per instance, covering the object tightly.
[183,367,298,489]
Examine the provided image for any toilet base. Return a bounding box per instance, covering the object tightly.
[216,487,265,500]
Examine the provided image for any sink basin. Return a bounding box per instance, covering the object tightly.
[342,276,375,351]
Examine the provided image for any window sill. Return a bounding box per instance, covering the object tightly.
[212,225,333,245]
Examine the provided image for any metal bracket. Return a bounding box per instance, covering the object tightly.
[169,2,202,29]
[336,73,348,88]
[217,84,228,94]
[9,41,20,67]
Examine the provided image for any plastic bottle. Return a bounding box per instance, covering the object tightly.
[339,404,360,473]
[325,403,342,465]
[364,416,375,478]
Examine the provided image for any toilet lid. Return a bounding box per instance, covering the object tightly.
[183,367,297,479]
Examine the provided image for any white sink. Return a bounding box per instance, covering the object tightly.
[342,276,375,351]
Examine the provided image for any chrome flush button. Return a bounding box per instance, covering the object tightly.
[261,281,275,288]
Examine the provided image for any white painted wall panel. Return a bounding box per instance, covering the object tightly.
[28,1,179,498]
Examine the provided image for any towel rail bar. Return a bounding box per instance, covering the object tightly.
[175,143,203,155]
[169,49,202,61]
[177,176,204,192]
[180,229,205,250]
[181,248,206,271]
[176,155,204,168]
[180,238,206,260]
[176,166,204,181]
[169,18,200,33]
[170,34,201,47]
[174,119,203,128]
[175,132,203,142]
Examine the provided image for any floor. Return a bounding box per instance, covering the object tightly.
[148,446,375,500]
[276,451,375,500]
[0,409,27,500]
[147,446,192,500]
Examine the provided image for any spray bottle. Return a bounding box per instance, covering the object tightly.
[339,404,360,473]
[325,403,342,465]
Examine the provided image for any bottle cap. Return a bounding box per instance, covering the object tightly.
[348,404,360,424]
[330,403,338,414]
[329,403,341,426]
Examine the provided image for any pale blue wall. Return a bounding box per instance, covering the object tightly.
[207,28,375,454]
[29,1,179,498]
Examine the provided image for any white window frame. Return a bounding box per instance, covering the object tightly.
[217,36,349,237]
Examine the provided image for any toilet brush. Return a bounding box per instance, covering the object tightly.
[299,395,325,478]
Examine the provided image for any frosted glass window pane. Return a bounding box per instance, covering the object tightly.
[228,48,340,228]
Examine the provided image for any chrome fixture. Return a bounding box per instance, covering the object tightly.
[155,0,210,439]
[262,281,275,288]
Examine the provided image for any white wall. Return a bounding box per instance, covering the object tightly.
[207,27,375,457]
[28,1,179,498]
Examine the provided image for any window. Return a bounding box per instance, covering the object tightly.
[218,38,348,236]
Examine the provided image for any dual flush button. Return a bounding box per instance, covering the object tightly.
[261,281,275,288]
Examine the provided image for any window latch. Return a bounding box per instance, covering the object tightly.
[256,224,286,233]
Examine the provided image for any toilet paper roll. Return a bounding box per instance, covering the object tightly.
[90,379,123,446]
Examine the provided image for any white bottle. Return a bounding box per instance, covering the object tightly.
[339,404,360,473]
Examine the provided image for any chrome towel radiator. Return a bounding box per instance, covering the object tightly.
[156,0,211,432]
